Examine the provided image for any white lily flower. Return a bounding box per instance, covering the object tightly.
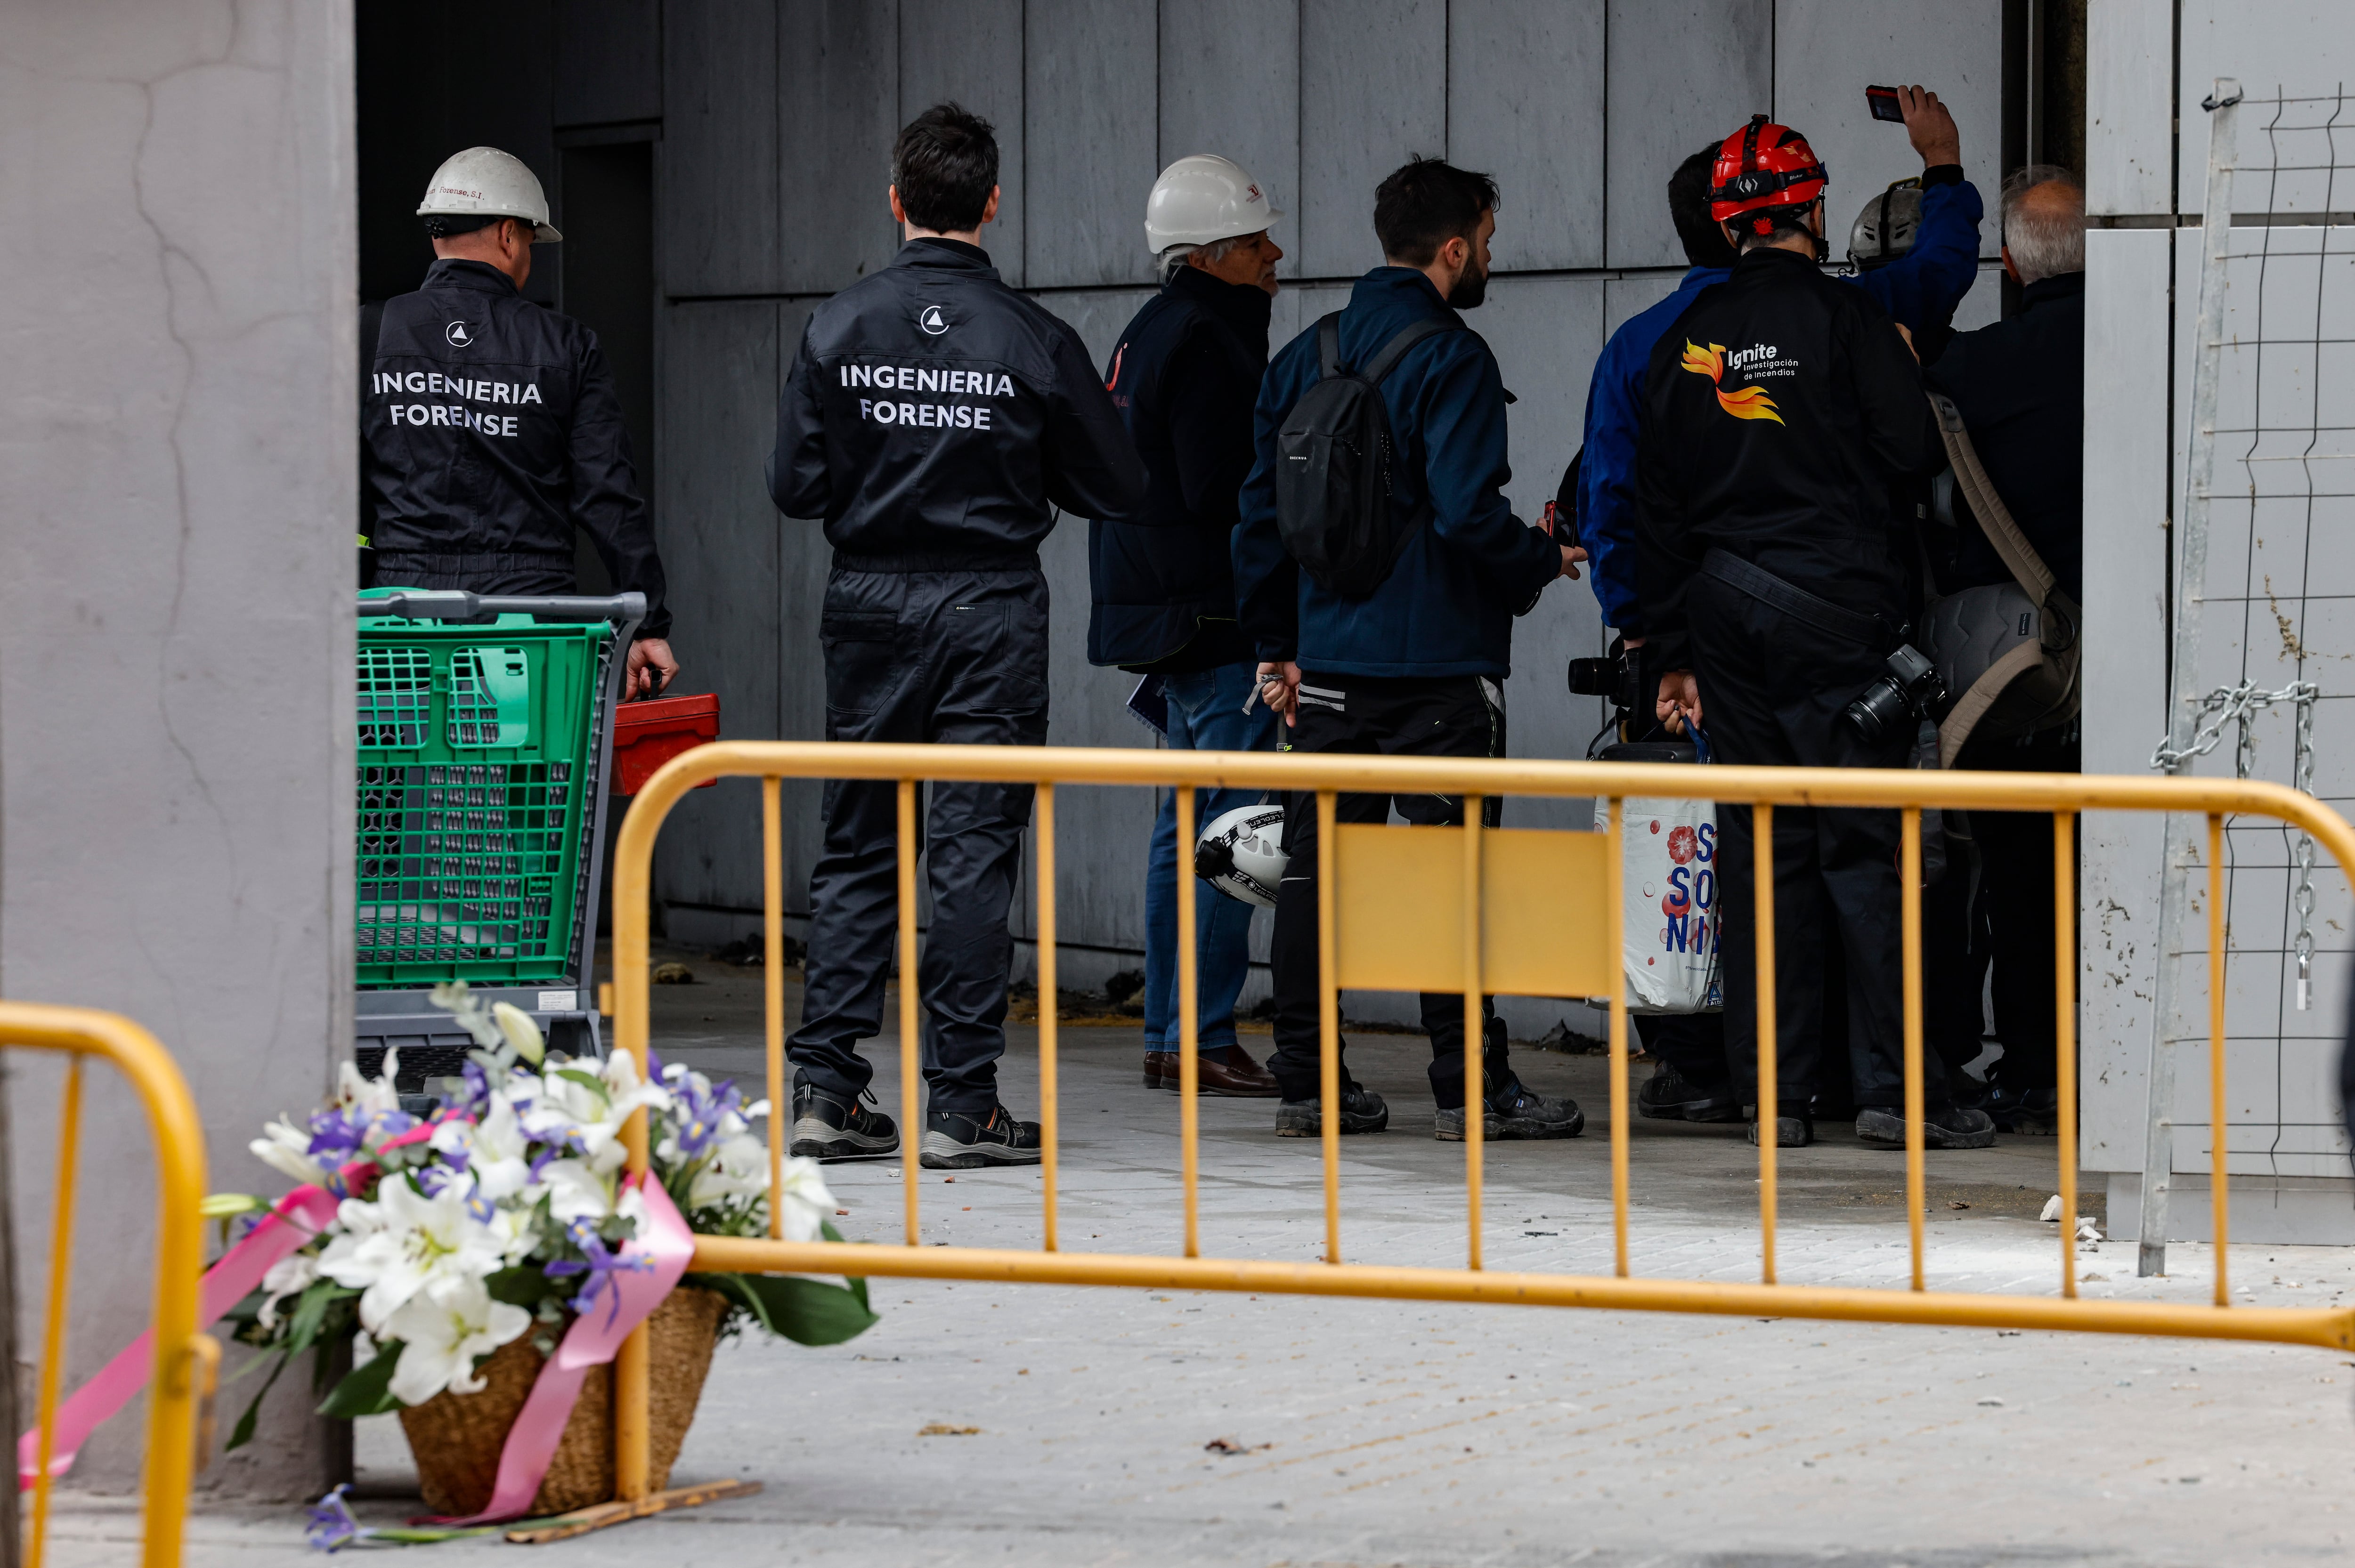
[380,1274,530,1404]
[332,1052,403,1120]
[491,1002,546,1066]
[257,1252,319,1331]
[686,1132,771,1212]
[774,1155,836,1244]
[251,1119,322,1184]
[430,1093,535,1204]
[538,1157,616,1224]
[316,1176,510,1333]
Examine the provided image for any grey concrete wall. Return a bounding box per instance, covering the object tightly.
[643,2,2006,1035]
[0,1,356,1493]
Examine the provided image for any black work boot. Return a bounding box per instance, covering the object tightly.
[1275,1082,1389,1137]
[1636,1062,1742,1123]
[1854,1104,1997,1150]
[1988,1083,2059,1134]
[919,1104,1043,1169]
[1433,1076,1584,1141]
[1747,1113,1814,1148]
[789,1084,899,1161]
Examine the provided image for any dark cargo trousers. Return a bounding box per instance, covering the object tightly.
[1267,672,1513,1109]
[1688,573,1954,1114]
[788,558,1049,1116]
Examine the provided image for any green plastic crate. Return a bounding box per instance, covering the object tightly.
[354,608,613,987]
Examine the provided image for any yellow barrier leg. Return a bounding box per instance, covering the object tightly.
[1463,793,1484,1272]
[1175,784,1199,1259]
[2209,812,2230,1306]
[899,778,922,1247]
[1902,807,1925,1293]
[2055,809,2078,1298]
[27,1058,82,1568]
[1605,798,1628,1279]
[1317,790,1342,1266]
[1754,803,1777,1286]
[762,778,785,1240]
[1038,784,1061,1254]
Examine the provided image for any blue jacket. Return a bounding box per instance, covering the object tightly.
[1579,174,1984,633]
[1234,267,1559,678]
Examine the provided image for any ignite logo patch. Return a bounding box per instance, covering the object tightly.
[1680,339,1786,425]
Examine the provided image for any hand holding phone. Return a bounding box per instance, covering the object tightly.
[1866,85,1905,122]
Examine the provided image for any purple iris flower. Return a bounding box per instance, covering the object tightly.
[304,1483,360,1552]
[454,1058,495,1118]
[543,1224,652,1327]
[669,1075,743,1163]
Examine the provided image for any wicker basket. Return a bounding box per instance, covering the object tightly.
[398,1285,729,1518]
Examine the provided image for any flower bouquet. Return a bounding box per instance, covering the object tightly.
[219,984,874,1519]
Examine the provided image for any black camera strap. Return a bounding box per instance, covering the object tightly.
[1701,549,1897,651]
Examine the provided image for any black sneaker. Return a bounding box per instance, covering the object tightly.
[1275,1083,1389,1137]
[1854,1104,1997,1150]
[1988,1083,2059,1134]
[1747,1114,1814,1148]
[1434,1078,1584,1141]
[1635,1063,1741,1123]
[919,1104,1043,1169]
[789,1085,899,1161]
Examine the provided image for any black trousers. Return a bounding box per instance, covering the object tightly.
[1267,672,1512,1108]
[1689,573,1948,1113]
[1637,1012,1733,1088]
[788,561,1048,1116]
[1958,723,2080,1090]
[370,550,575,596]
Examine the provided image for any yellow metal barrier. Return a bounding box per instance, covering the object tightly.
[7,1002,208,1568]
[603,742,2355,1501]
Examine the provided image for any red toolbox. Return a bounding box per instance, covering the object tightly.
[610,692,720,794]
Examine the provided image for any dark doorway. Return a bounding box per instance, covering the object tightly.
[559,139,656,594]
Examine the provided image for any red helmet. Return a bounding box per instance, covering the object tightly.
[1709,114,1829,235]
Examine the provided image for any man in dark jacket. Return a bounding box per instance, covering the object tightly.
[768,104,1146,1170]
[1927,167,2087,1131]
[1636,116,1993,1151]
[1234,158,1585,1142]
[1091,155,1286,1099]
[365,145,676,697]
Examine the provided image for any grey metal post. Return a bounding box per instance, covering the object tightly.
[2142,79,2242,1277]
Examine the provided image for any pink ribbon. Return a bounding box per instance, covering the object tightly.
[421,1173,694,1525]
[16,1182,344,1488]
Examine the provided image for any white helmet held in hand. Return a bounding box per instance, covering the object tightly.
[417,146,562,242]
[1194,803,1289,909]
[1145,154,1283,253]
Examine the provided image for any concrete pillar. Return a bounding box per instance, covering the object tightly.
[0,2,355,1496]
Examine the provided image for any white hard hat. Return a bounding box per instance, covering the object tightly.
[417,147,562,242]
[1194,803,1288,909]
[1145,154,1282,253]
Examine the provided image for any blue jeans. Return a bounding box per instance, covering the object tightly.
[1143,663,1279,1053]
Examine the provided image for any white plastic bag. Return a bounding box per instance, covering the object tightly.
[1593,796,1723,1013]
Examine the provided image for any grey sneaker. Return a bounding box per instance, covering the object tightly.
[1434,1078,1584,1141]
[789,1085,899,1161]
[1275,1083,1389,1137]
[1855,1104,1997,1150]
[919,1104,1043,1169]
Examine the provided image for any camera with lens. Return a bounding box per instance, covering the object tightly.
[1842,642,1947,745]
[1567,644,1641,713]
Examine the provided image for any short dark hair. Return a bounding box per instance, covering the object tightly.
[1734,202,1819,251]
[892,103,999,233]
[1373,157,1498,267]
[1668,146,1738,268]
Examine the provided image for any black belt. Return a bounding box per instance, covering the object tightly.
[1701,548,1896,650]
[832,550,1042,574]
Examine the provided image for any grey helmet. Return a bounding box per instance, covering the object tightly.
[1194,803,1287,908]
[1848,178,1924,269]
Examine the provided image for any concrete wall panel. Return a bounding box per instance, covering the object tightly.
[555,0,660,127]
[655,300,783,913]
[2087,0,2174,216]
[1158,0,1302,282]
[780,1,901,295]
[1773,0,2002,260]
[901,0,1028,287]
[1606,0,1772,270]
[2178,1,2355,215]
[659,0,779,295]
[1299,0,1446,279]
[1024,0,1159,289]
[1447,0,1606,273]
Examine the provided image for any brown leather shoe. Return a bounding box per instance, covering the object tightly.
[1142,1050,1175,1088]
[1191,1046,1283,1098]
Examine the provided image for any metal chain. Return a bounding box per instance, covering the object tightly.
[2151,678,2323,1007]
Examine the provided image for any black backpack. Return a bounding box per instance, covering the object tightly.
[1275,311,1462,597]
